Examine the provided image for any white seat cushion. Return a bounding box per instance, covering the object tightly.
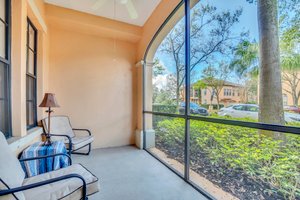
[22,164,99,200]
[0,132,25,200]
[65,136,94,150]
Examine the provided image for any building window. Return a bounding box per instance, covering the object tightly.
[203,89,207,96]
[194,89,199,97]
[224,88,232,96]
[26,19,37,129]
[0,0,11,138]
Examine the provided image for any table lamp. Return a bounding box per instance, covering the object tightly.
[39,93,60,146]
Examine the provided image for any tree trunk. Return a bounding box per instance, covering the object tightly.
[258,0,285,139]
[176,85,180,109]
[293,93,298,106]
[198,89,201,105]
[216,95,220,110]
[176,71,180,109]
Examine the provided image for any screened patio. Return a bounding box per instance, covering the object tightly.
[1,0,299,200]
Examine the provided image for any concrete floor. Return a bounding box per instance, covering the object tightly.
[73,146,208,200]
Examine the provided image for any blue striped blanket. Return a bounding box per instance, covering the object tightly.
[20,141,69,177]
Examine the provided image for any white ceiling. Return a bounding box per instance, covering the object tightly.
[44,0,162,26]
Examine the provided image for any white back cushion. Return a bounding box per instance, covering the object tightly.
[42,116,75,138]
[0,132,25,200]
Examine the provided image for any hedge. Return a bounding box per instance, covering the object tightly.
[155,117,300,199]
[152,104,177,113]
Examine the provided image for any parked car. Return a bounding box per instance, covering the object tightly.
[218,104,300,123]
[179,102,209,116]
[284,105,300,114]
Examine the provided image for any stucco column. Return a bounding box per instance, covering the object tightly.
[36,31,49,121]
[135,61,155,149]
[11,0,28,137]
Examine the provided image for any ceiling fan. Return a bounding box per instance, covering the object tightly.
[92,0,138,19]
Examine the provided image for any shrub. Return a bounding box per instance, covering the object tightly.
[156,117,300,199]
[152,104,177,113]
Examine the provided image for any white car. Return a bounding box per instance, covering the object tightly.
[218,104,300,123]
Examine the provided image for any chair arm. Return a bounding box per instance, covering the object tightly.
[48,134,72,155]
[19,153,72,166]
[0,174,87,199]
[73,129,92,136]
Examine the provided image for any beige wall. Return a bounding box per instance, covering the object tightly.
[47,6,138,148]
[48,28,137,148]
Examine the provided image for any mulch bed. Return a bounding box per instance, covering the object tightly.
[156,140,287,200]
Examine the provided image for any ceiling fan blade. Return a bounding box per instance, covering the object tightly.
[92,0,108,11]
[125,0,138,19]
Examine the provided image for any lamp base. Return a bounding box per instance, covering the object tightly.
[43,135,52,146]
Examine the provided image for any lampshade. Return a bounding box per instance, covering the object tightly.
[39,93,60,108]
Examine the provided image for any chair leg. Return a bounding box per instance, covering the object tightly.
[87,143,91,155]
[68,148,72,156]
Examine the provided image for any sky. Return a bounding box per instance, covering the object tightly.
[154,0,259,84]
[211,0,259,40]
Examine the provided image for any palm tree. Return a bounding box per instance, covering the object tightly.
[230,40,259,104]
[231,12,300,108]
[258,0,284,127]
[257,0,287,142]
[230,40,259,77]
